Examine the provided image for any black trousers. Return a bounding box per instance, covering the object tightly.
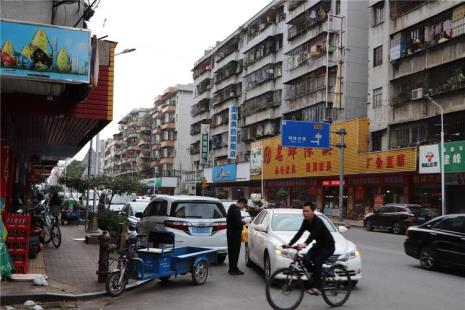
[303,244,335,289]
[227,230,242,272]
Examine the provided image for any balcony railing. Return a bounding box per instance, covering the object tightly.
[287,5,329,41]
[191,100,210,116]
[214,60,242,84]
[242,90,282,117]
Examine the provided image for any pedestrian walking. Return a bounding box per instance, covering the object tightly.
[226,197,247,275]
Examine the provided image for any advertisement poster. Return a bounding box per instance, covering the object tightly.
[250,141,262,176]
[0,19,91,83]
[419,144,440,174]
[374,194,384,210]
[212,164,237,183]
[200,124,210,165]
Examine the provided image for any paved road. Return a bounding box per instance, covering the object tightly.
[89,228,465,310]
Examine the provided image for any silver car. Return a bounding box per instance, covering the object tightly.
[136,195,228,263]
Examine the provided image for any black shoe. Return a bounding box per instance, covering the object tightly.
[228,270,244,275]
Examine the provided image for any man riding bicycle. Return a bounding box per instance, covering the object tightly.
[283,202,335,296]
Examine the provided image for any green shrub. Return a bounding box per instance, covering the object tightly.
[98,211,125,238]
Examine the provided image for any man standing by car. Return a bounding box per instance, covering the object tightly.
[284,202,335,295]
[227,198,247,275]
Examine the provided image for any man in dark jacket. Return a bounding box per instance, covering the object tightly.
[284,202,335,295]
[226,198,247,275]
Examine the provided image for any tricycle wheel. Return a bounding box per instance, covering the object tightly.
[105,272,128,297]
[192,261,209,285]
[159,276,170,282]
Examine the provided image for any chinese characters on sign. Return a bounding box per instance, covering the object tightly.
[419,144,440,174]
[200,124,210,165]
[227,105,238,159]
[281,120,330,148]
[443,141,465,173]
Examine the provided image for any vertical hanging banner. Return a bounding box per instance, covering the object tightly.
[228,105,238,159]
[250,141,262,176]
[200,124,210,165]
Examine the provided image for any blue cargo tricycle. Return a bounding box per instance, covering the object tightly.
[105,231,218,297]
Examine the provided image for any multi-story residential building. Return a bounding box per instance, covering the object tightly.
[117,108,152,177]
[367,1,465,213]
[191,0,369,200]
[151,84,194,194]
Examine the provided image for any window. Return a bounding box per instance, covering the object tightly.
[373,45,383,66]
[170,202,225,219]
[371,130,383,151]
[372,87,382,108]
[372,1,384,26]
[434,216,465,233]
[254,211,267,224]
[336,0,341,15]
[144,200,167,217]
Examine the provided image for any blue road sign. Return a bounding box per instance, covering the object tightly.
[281,120,330,148]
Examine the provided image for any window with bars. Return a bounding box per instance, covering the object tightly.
[373,45,383,67]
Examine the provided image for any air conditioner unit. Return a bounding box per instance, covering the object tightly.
[411,88,424,100]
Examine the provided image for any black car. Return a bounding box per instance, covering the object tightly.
[404,214,465,270]
[363,204,437,234]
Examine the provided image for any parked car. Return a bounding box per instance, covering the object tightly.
[245,208,362,284]
[222,201,252,224]
[363,203,437,234]
[136,195,228,263]
[120,201,151,230]
[404,214,465,270]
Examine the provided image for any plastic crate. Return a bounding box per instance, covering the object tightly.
[5,214,31,274]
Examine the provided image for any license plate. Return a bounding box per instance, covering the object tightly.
[192,226,210,234]
[417,216,425,221]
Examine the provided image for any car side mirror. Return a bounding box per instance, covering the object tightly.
[338,226,349,234]
[255,224,267,233]
[135,212,143,218]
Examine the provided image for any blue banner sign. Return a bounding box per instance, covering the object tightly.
[212,164,237,183]
[281,120,330,148]
[228,105,238,159]
[0,19,91,83]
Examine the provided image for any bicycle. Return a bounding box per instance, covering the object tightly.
[42,204,62,248]
[265,246,352,310]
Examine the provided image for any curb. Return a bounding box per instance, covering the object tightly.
[332,220,364,228]
[1,279,151,305]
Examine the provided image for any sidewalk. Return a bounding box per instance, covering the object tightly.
[330,217,364,228]
[1,225,107,305]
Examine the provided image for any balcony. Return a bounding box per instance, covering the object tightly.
[212,83,241,107]
[244,35,282,68]
[196,78,212,96]
[211,133,228,150]
[244,63,282,91]
[287,2,330,41]
[193,57,213,80]
[191,99,210,117]
[215,37,239,64]
[242,90,282,117]
[160,157,174,165]
[161,104,176,114]
[161,122,176,130]
[246,6,282,44]
[241,120,279,141]
[161,140,175,148]
[214,60,242,85]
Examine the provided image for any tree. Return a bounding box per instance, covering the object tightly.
[64,160,86,179]
[58,176,89,197]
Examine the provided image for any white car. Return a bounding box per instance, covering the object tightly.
[136,195,228,263]
[245,209,362,284]
[222,201,252,224]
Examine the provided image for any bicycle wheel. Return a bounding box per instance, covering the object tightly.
[321,264,352,307]
[44,225,52,244]
[50,224,62,248]
[266,268,304,310]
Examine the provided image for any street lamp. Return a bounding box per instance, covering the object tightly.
[424,94,445,216]
[115,48,136,56]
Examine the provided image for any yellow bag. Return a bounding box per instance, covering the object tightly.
[241,225,248,243]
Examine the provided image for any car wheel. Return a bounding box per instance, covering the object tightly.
[420,246,437,270]
[264,252,271,280]
[245,243,254,268]
[392,222,404,235]
[364,220,374,231]
[216,254,227,264]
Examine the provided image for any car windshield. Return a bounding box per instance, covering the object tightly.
[131,202,148,213]
[407,206,429,215]
[170,202,226,219]
[271,213,336,232]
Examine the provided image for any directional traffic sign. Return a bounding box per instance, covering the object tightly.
[281,120,330,148]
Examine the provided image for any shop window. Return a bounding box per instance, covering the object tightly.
[373,45,383,67]
[372,1,384,26]
[372,87,382,108]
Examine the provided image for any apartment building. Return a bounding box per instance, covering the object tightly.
[367,0,465,213]
[191,0,369,199]
[116,108,152,177]
[151,84,194,194]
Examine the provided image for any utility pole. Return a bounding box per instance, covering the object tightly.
[333,128,347,221]
[85,138,92,232]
